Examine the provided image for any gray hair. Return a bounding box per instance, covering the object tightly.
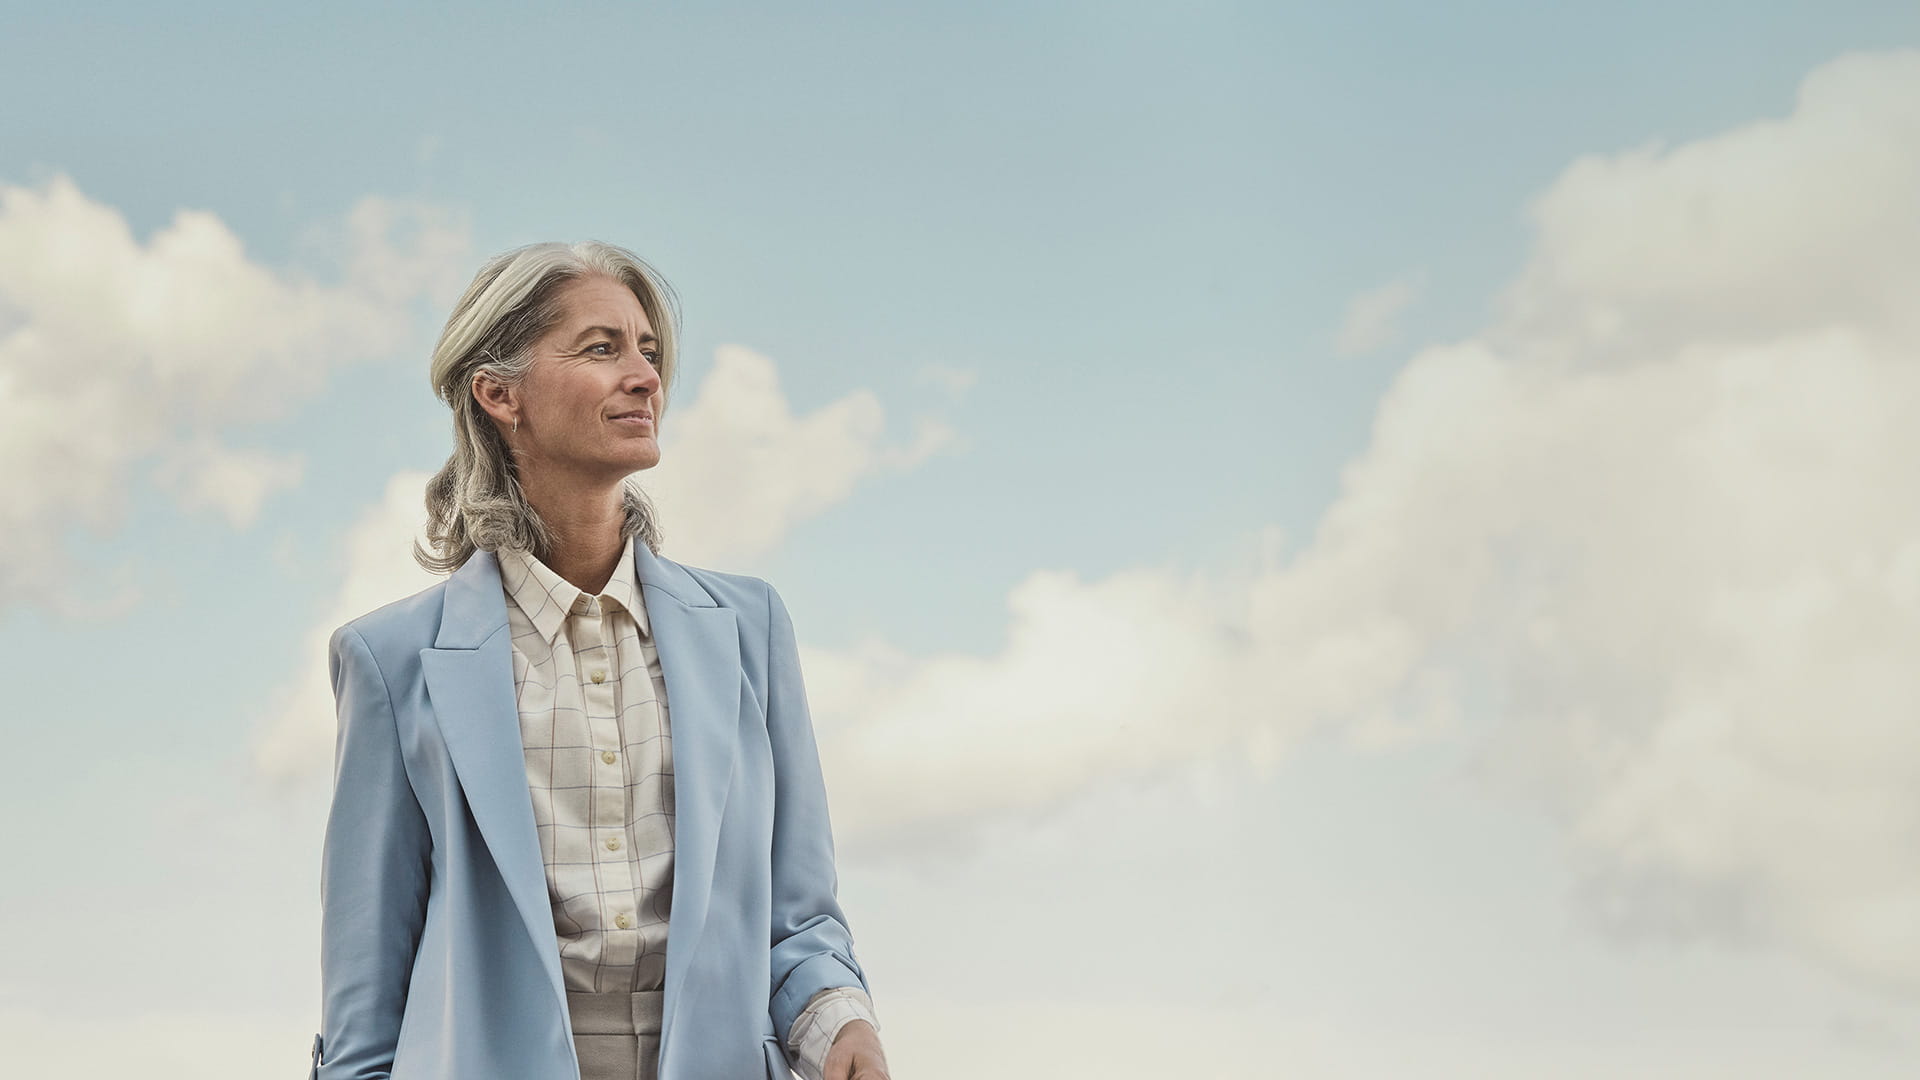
[414,240,681,575]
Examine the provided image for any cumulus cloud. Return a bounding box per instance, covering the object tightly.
[803,49,1920,1003]
[1455,47,1920,995]
[0,173,467,615]
[642,344,958,555]
[811,524,1446,850]
[1493,51,1920,364]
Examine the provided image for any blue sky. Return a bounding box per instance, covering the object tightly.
[4,3,1919,1076]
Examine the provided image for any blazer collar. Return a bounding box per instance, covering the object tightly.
[418,535,741,1061]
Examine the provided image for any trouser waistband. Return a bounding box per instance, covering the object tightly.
[567,989,666,1035]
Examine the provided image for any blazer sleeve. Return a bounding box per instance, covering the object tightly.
[312,624,433,1080]
[762,580,875,1047]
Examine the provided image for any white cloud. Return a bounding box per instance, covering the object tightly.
[1337,272,1425,355]
[1493,48,1920,362]
[1436,49,1920,996]
[0,174,468,616]
[642,343,958,556]
[799,48,1920,1003]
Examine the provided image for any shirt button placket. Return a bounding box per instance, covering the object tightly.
[581,596,638,973]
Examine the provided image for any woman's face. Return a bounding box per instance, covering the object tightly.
[505,273,664,485]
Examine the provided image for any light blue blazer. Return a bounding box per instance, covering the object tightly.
[309,539,872,1079]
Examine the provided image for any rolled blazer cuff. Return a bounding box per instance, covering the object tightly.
[772,949,869,1042]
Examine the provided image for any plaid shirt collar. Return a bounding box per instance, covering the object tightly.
[495,533,648,646]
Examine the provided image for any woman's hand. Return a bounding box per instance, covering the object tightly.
[824,1019,891,1080]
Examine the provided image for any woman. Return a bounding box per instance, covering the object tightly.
[309,241,891,1080]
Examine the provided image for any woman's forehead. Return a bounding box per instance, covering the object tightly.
[555,276,654,333]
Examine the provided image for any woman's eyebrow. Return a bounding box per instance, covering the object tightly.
[568,325,660,346]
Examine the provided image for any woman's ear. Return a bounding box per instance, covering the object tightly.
[471,371,515,426]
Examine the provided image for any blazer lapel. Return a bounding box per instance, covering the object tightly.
[635,540,742,1050]
[417,539,741,1046]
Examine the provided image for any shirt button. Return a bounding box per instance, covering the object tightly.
[615,913,632,929]
[601,750,617,764]
[605,836,621,851]
[591,670,606,683]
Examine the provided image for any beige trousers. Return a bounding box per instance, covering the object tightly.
[568,989,665,1080]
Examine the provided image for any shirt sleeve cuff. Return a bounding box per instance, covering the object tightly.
[784,985,880,1080]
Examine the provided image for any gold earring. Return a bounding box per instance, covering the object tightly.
[513,417,519,434]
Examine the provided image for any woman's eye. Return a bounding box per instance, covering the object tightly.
[588,342,614,355]
[643,350,662,366]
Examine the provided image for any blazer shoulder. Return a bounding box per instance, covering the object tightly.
[665,557,773,617]
[330,577,451,662]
